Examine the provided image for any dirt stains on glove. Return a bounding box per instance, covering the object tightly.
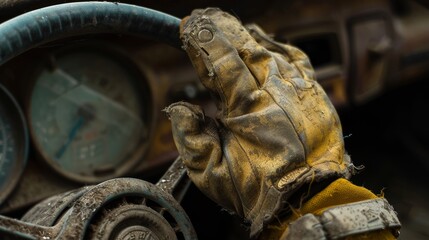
[168,8,353,238]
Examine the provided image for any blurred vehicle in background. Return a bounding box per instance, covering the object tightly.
[0,0,428,239]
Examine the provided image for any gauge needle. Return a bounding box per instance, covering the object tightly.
[55,117,84,160]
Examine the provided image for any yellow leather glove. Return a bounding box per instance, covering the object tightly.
[165,8,353,237]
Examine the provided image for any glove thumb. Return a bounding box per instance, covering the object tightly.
[164,102,220,173]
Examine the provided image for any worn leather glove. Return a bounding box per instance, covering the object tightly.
[165,8,353,237]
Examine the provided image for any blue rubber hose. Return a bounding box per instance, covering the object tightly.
[0,1,181,65]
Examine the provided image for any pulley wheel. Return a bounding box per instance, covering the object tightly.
[90,204,176,240]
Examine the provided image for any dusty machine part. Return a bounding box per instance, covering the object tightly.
[0,158,196,239]
[87,157,194,239]
[156,157,191,203]
[21,187,89,226]
[89,204,177,240]
[0,176,197,239]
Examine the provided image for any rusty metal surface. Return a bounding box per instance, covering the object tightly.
[0,178,197,239]
[0,216,55,239]
[21,187,88,226]
[62,178,196,239]
[156,157,191,203]
[90,204,177,240]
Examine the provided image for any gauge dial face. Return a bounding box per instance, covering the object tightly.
[0,84,28,205]
[30,50,148,182]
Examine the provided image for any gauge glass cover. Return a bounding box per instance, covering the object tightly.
[30,51,147,182]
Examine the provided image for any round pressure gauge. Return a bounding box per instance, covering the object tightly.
[0,84,28,205]
[29,49,150,183]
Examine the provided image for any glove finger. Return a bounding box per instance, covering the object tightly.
[180,9,259,116]
[165,102,244,215]
[200,10,280,87]
[213,20,299,90]
[164,102,221,172]
[280,44,316,81]
[197,10,302,91]
[246,24,315,81]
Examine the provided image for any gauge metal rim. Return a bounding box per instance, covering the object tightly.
[0,84,29,205]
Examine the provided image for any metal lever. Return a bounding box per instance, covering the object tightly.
[156,156,192,203]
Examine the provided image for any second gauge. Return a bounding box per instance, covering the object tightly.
[29,49,150,183]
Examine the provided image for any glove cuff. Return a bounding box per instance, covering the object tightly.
[248,154,354,238]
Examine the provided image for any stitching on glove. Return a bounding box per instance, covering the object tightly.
[263,75,308,157]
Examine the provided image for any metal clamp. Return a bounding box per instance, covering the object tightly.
[285,198,401,240]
